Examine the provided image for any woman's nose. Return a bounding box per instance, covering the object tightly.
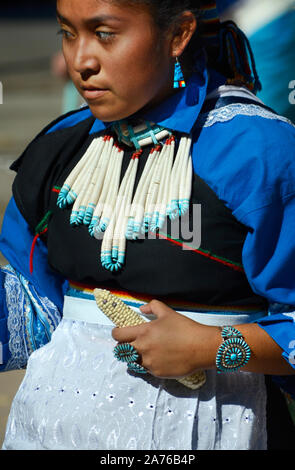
[73,39,100,76]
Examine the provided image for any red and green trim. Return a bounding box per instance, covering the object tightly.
[52,186,61,194]
[30,210,53,274]
[156,231,244,273]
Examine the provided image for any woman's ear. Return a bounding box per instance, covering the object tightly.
[170,11,197,58]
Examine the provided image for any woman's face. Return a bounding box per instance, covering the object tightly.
[56,0,175,122]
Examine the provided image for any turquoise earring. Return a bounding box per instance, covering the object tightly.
[173,57,186,89]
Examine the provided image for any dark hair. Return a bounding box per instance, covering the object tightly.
[146,1,203,76]
[113,1,202,75]
[113,0,261,93]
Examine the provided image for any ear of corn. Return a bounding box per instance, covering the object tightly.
[94,288,206,390]
[94,288,145,327]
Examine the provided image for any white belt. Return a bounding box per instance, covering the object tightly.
[63,295,266,327]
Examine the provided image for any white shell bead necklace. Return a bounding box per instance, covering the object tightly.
[57,119,193,272]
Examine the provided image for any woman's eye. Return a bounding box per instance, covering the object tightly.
[57,29,74,40]
[95,31,115,42]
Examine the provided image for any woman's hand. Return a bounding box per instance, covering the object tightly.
[112,299,220,378]
[112,299,295,377]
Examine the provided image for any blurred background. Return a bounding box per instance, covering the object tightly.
[0,0,294,447]
[0,0,63,447]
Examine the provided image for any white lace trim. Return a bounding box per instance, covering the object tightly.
[198,103,295,129]
[4,266,28,370]
[283,312,295,322]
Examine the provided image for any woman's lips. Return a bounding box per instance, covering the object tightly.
[82,88,108,100]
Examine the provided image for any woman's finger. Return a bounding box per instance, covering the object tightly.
[139,299,175,318]
[112,324,142,343]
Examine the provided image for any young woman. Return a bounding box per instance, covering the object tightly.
[1,0,295,450]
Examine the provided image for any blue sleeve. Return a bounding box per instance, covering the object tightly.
[0,197,68,371]
[0,198,68,310]
[238,190,295,396]
[194,112,295,396]
[240,193,295,305]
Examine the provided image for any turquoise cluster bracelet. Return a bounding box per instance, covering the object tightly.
[216,326,251,372]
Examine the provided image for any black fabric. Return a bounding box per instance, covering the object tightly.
[45,140,266,307]
[12,113,96,232]
[11,113,267,309]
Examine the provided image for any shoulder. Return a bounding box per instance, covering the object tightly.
[192,86,295,220]
[46,105,94,134]
[196,84,295,151]
[11,106,100,231]
[11,106,96,172]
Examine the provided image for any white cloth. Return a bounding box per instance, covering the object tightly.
[62,294,266,327]
[2,298,267,450]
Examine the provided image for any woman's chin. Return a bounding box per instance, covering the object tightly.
[87,96,149,123]
[87,103,122,122]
